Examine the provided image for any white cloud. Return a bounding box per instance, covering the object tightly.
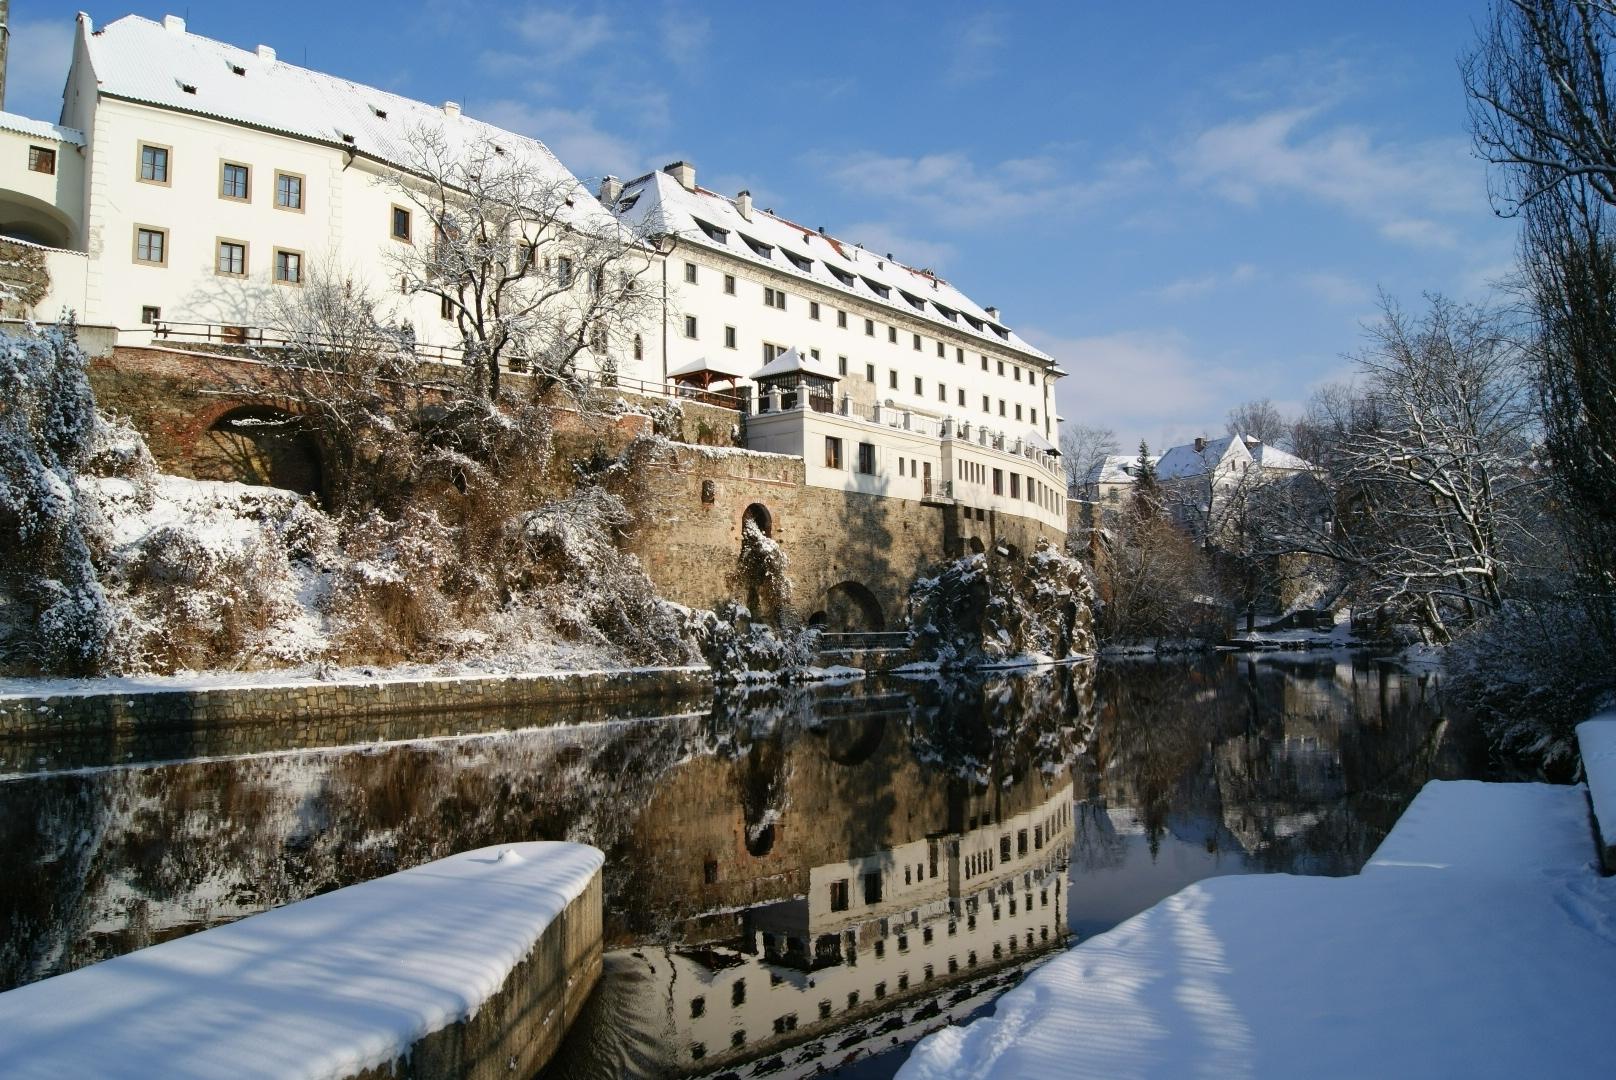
[660,7,711,71]
[817,150,1147,230]
[1298,271,1371,307]
[513,6,614,66]
[1026,326,1249,449]
[946,10,1009,85]
[4,18,74,121]
[1153,262,1260,301]
[472,99,640,178]
[1181,104,1478,247]
[837,221,957,271]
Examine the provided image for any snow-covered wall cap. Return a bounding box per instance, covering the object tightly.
[80,15,611,230]
[0,110,84,145]
[613,168,1057,368]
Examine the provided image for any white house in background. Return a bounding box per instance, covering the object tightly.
[1080,453,1155,506]
[607,162,1070,533]
[0,13,648,376]
[1083,435,1311,518]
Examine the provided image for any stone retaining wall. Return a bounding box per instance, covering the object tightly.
[0,667,713,772]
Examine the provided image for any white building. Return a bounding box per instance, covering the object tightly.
[0,13,630,368]
[610,163,1070,533]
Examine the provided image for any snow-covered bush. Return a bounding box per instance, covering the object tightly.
[908,538,1097,666]
[730,518,793,622]
[1447,596,1615,780]
[697,600,821,682]
[0,321,117,673]
[322,505,459,662]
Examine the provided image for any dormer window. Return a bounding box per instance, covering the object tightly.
[860,276,890,299]
[900,290,925,310]
[740,234,774,259]
[783,250,813,273]
[180,82,197,94]
[341,133,356,144]
[372,105,389,119]
[694,218,729,244]
[828,265,856,287]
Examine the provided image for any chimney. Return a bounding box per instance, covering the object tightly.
[985,305,1001,321]
[663,160,696,191]
[163,14,186,33]
[442,101,461,117]
[256,44,276,63]
[735,189,753,220]
[1194,436,1206,453]
[597,175,623,204]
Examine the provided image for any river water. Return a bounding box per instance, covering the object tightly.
[0,654,1480,1077]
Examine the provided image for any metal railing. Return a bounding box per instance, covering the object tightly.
[145,321,746,410]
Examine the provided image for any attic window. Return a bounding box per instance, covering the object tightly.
[494,145,506,156]
[372,106,389,119]
[740,234,773,259]
[990,324,1010,340]
[180,82,197,94]
[860,275,890,299]
[783,250,813,273]
[693,218,729,243]
[341,133,356,144]
[934,303,958,322]
[617,191,642,211]
[827,265,855,287]
[900,290,925,310]
[230,64,246,76]
[962,313,984,331]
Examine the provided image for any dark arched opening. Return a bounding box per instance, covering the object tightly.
[967,536,986,555]
[742,502,773,538]
[194,405,325,501]
[823,714,888,766]
[822,580,884,632]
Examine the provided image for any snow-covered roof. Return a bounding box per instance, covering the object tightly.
[750,346,840,382]
[0,110,83,145]
[613,168,1054,364]
[1085,454,1151,486]
[668,354,749,380]
[1026,427,1058,454]
[79,15,609,229]
[1243,437,1312,471]
[1155,435,1242,481]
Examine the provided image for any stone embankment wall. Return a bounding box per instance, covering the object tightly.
[0,667,713,773]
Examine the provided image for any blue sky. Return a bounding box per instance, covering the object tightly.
[6,2,1517,451]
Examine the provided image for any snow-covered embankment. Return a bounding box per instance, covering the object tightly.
[0,842,604,1079]
[899,780,1616,1079]
[1577,713,1616,872]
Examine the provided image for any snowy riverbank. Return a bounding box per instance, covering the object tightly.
[899,779,1616,1079]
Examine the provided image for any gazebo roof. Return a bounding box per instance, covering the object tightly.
[749,347,841,382]
[668,354,749,382]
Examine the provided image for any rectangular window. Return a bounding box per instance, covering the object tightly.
[865,318,875,336]
[440,294,454,320]
[1010,473,1021,499]
[809,300,821,320]
[993,469,1004,495]
[937,341,945,358]
[958,388,966,406]
[275,171,304,210]
[957,347,965,363]
[863,870,883,905]
[865,363,875,382]
[999,399,1007,416]
[1031,408,1038,424]
[1016,403,1023,420]
[888,326,898,343]
[981,355,989,371]
[723,273,735,294]
[914,376,923,395]
[837,309,848,328]
[273,248,303,284]
[938,383,947,402]
[733,980,747,1006]
[830,879,850,912]
[391,205,412,241]
[133,226,167,265]
[139,143,170,184]
[724,325,737,349]
[684,261,698,284]
[857,442,875,474]
[889,370,898,390]
[220,162,250,201]
[825,436,843,469]
[216,239,247,276]
[838,355,848,376]
[683,315,699,339]
[140,305,161,324]
[28,146,55,175]
[764,286,786,309]
[1015,366,1023,382]
[982,395,990,412]
[556,255,574,287]
[997,360,1006,376]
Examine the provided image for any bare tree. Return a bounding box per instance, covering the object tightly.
[1061,422,1119,492]
[380,126,662,399]
[1224,398,1289,446]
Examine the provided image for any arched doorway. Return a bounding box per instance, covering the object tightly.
[742,502,773,538]
[193,405,325,501]
[822,581,884,632]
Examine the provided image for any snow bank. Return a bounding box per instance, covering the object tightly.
[899,780,1616,1079]
[0,841,602,1079]
[1576,714,1616,866]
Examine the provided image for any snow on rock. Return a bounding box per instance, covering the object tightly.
[1576,714,1616,865]
[0,841,602,1079]
[899,780,1616,1080]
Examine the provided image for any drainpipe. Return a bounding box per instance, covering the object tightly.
[0,1,10,113]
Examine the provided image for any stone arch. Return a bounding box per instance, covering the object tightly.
[967,536,986,555]
[741,502,773,539]
[192,404,325,501]
[821,580,884,632]
[0,191,74,249]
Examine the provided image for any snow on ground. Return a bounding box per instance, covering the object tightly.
[899,780,1616,1080]
[1577,714,1616,857]
[0,841,602,1079]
